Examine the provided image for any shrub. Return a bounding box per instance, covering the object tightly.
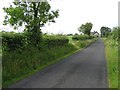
[40,35,69,49]
[2,32,28,51]
[111,27,119,40]
[2,32,69,51]
[72,34,90,40]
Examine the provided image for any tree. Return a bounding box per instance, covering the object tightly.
[111,27,120,40]
[100,26,111,37]
[3,1,59,45]
[78,22,93,36]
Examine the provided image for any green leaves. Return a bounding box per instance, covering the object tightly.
[78,22,93,36]
[111,27,120,40]
[3,1,59,32]
[39,2,51,13]
[3,6,24,29]
[100,26,111,37]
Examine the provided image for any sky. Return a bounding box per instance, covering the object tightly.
[0,0,119,34]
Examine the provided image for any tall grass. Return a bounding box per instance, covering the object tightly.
[2,43,77,87]
[103,38,118,88]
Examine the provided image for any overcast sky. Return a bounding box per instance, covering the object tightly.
[0,0,119,34]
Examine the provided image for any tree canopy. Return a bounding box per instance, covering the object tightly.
[100,26,111,37]
[3,1,59,31]
[78,22,93,36]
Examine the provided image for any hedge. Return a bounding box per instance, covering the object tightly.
[2,32,69,51]
[72,35,95,40]
[2,32,28,51]
[40,35,69,49]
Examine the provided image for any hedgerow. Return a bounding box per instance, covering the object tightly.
[72,34,95,40]
[2,32,69,51]
[2,32,28,51]
[41,35,69,49]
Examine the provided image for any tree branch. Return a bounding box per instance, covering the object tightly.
[36,2,40,11]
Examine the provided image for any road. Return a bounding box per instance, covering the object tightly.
[9,39,108,88]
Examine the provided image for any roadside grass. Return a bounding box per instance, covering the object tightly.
[118,42,120,89]
[2,44,77,87]
[2,36,97,87]
[67,36,97,49]
[103,38,118,88]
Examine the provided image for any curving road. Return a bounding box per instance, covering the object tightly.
[9,39,108,88]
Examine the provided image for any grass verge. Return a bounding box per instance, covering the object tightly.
[103,38,118,88]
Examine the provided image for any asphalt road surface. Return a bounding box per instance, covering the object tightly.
[9,39,108,88]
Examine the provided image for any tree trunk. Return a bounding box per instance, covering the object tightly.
[31,2,41,46]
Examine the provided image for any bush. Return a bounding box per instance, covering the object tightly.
[40,35,69,49]
[2,32,28,51]
[2,32,69,51]
[72,34,95,40]
[107,27,120,41]
[111,27,119,40]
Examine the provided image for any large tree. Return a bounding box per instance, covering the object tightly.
[78,22,93,36]
[100,26,111,37]
[3,1,59,45]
